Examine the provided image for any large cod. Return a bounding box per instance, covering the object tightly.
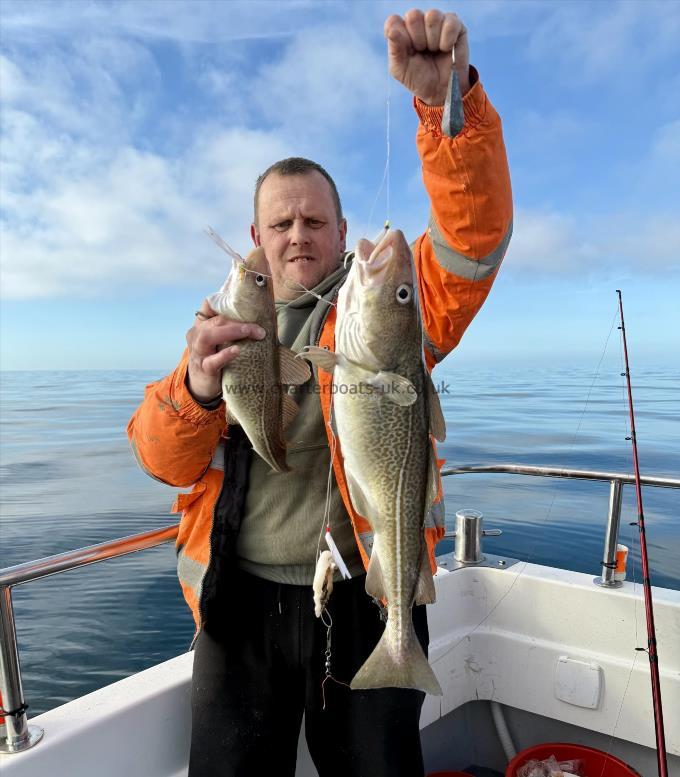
[208,245,310,472]
[302,229,445,696]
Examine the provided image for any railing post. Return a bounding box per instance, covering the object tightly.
[595,479,624,588]
[0,584,43,752]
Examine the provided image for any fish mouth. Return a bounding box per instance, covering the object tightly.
[355,229,414,290]
[355,238,395,288]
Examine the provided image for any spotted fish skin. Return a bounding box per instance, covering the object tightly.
[302,229,443,695]
[208,247,308,473]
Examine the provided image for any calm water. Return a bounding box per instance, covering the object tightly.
[0,366,678,715]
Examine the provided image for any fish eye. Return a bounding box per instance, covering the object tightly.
[255,274,267,287]
[396,284,412,304]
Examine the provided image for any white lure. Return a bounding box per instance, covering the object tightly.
[312,550,337,618]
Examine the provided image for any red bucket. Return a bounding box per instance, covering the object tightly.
[505,743,642,776]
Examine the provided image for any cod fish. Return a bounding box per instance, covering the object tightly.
[207,242,310,472]
[301,229,445,695]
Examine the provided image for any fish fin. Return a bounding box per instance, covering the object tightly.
[298,345,338,374]
[279,346,311,385]
[414,543,436,605]
[426,374,446,442]
[364,537,386,600]
[281,393,299,431]
[369,371,417,407]
[225,406,240,426]
[350,622,442,696]
[426,443,439,510]
[345,470,373,520]
[250,415,290,473]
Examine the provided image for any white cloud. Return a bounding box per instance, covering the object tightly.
[2,0,678,302]
[504,208,680,278]
[5,1,677,81]
[198,67,239,100]
[1,109,77,193]
[0,40,154,144]
[0,54,27,100]
[0,127,296,299]
[526,1,680,84]
[0,10,396,300]
[607,214,680,272]
[504,101,680,279]
[0,0,319,45]
[249,26,385,137]
[506,209,596,274]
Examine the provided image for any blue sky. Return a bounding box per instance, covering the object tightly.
[1,0,678,373]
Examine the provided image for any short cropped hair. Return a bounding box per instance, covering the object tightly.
[253,157,343,225]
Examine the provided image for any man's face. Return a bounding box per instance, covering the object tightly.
[251,171,348,301]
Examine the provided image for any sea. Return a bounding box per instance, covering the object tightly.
[0,366,678,716]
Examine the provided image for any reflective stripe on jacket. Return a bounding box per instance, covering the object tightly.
[127,72,513,633]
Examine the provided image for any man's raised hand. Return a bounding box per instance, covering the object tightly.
[186,300,266,403]
[384,9,470,106]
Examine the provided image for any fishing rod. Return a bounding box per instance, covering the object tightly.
[617,289,668,777]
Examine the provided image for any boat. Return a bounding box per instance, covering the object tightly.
[1,463,678,776]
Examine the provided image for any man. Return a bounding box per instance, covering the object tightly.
[128,8,512,777]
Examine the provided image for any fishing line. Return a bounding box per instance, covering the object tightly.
[387,70,390,226]
[316,413,339,563]
[434,305,621,661]
[204,226,342,311]
[599,649,640,777]
[204,226,275,280]
[367,57,392,236]
[597,505,643,777]
[596,305,655,777]
[437,303,661,773]
[315,414,354,708]
[319,607,351,709]
[281,279,337,308]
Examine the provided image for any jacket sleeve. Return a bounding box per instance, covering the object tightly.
[126,349,227,488]
[412,67,513,369]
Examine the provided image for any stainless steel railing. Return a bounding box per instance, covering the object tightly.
[0,525,177,753]
[441,464,680,586]
[1,464,679,754]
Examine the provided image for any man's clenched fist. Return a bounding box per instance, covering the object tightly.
[385,9,470,106]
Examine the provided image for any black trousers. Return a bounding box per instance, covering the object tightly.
[189,570,429,777]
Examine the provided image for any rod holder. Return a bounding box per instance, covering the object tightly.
[594,479,624,589]
[448,509,502,564]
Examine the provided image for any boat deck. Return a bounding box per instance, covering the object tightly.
[2,557,678,776]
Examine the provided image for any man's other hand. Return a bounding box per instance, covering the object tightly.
[186,300,266,403]
[384,9,470,106]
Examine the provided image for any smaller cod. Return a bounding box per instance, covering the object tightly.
[207,245,310,472]
[301,228,445,696]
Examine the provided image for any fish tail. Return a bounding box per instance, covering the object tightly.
[350,624,442,696]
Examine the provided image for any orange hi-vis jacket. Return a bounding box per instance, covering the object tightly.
[127,71,513,635]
